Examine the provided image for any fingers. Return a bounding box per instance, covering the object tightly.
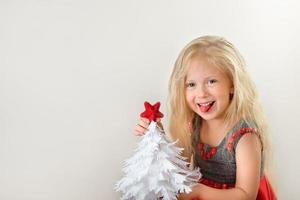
[133,117,164,136]
[133,118,150,136]
[133,124,147,136]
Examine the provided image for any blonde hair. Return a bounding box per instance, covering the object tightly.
[168,36,270,166]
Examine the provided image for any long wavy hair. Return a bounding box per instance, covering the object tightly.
[167,36,270,167]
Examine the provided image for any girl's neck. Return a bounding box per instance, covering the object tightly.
[202,119,226,132]
[200,119,232,146]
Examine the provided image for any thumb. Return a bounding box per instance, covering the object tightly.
[156,119,164,131]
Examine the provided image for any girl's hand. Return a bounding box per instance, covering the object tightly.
[177,193,191,200]
[177,193,200,200]
[133,117,163,136]
[177,184,202,200]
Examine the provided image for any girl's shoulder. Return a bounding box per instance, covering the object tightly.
[226,119,259,153]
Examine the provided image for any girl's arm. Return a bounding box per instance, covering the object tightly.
[178,132,261,200]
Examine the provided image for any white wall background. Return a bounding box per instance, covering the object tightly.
[1,0,299,199]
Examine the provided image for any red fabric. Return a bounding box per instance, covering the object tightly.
[195,176,277,200]
[199,178,234,189]
[140,101,164,122]
[257,176,277,200]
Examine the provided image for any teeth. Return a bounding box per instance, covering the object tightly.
[198,102,213,106]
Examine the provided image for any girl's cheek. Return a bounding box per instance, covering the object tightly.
[186,94,193,104]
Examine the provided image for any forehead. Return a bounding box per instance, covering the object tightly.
[185,57,225,79]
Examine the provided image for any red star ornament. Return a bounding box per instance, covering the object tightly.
[140,101,164,122]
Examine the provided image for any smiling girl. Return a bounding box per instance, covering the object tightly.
[135,36,277,200]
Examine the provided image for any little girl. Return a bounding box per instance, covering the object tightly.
[134,36,277,200]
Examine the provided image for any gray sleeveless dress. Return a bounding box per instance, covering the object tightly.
[191,117,264,187]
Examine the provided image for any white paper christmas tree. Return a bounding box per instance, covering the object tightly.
[115,102,201,200]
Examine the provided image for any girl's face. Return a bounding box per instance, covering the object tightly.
[185,57,233,122]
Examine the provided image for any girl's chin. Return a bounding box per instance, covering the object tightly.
[195,109,224,121]
[198,111,228,122]
[195,112,215,120]
[199,115,216,121]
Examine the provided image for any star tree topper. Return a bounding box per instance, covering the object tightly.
[140,101,164,122]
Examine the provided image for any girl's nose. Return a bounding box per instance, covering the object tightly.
[196,85,208,97]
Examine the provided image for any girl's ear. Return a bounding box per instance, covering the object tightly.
[230,85,234,94]
[229,86,234,100]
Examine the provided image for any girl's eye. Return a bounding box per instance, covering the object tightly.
[207,79,217,86]
[186,82,195,88]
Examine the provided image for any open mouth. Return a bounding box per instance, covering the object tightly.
[197,101,215,113]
